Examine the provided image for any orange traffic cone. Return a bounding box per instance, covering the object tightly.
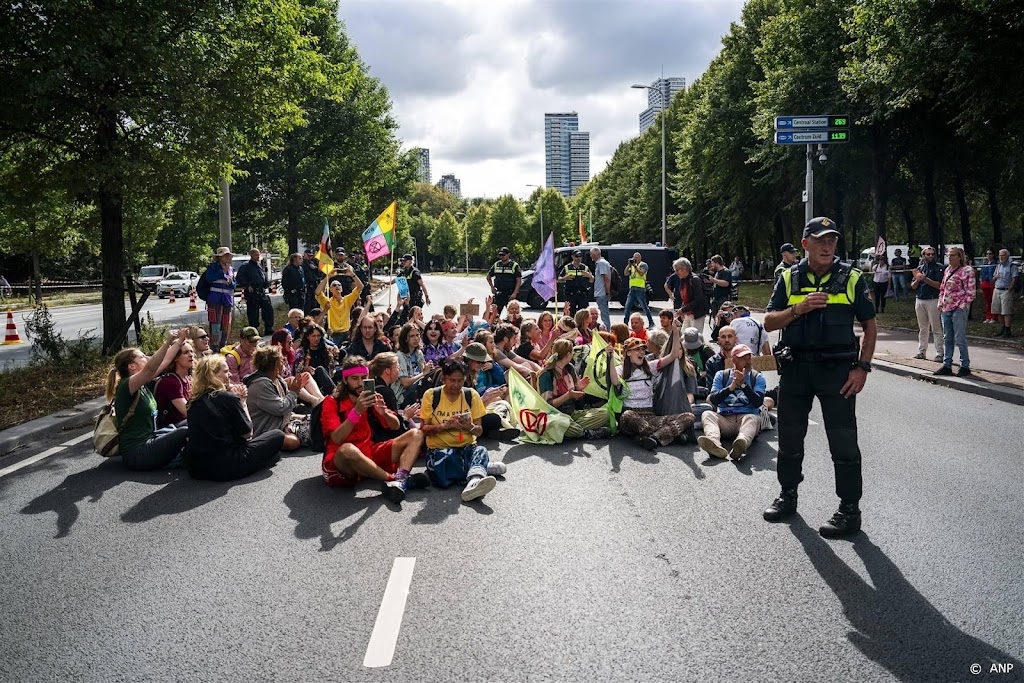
[3,309,23,345]
[168,288,176,304]
[187,288,198,312]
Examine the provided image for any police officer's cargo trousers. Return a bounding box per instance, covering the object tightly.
[777,360,862,502]
[493,290,514,316]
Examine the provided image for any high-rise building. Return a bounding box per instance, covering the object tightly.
[545,112,590,196]
[639,77,686,134]
[436,173,461,199]
[416,148,431,184]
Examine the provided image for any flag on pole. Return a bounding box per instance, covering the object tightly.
[587,207,593,242]
[532,233,557,302]
[315,219,334,275]
[362,201,397,263]
[578,210,587,244]
[580,332,627,433]
[507,368,572,444]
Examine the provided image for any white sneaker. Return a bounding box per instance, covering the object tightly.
[933,354,943,362]
[461,475,497,501]
[486,462,507,476]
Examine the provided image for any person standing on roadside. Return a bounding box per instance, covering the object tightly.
[236,248,274,336]
[991,248,1018,338]
[203,247,236,348]
[707,255,734,322]
[933,247,975,377]
[623,252,655,328]
[870,254,891,314]
[558,249,594,316]
[664,257,708,332]
[979,249,998,324]
[302,250,322,314]
[281,253,307,313]
[763,217,876,538]
[910,247,945,361]
[774,243,799,281]
[589,247,613,332]
[890,249,908,301]
[486,247,521,316]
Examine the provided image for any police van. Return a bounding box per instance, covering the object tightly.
[519,243,679,310]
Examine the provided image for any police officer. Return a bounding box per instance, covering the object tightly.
[774,242,798,281]
[235,248,274,336]
[558,249,594,316]
[302,249,322,312]
[281,252,306,312]
[763,217,877,538]
[349,250,372,311]
[397,253,430,308]
[486,246,521,315]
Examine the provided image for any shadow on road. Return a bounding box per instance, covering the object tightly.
[791,519,1021,681]
[410,483,494,525]
[501,441,589,467]
[283,475,394,551]
[119,468,272,524]
[607,439,661,473]
[19,459,180,538]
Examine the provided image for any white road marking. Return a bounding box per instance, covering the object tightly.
[363,557,417,668]
[1006,357,1024,363]
[0,446,65,478]
[808,419,819,426]
[61,432,93,447]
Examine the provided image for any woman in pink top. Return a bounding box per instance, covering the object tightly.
[934,246,976,377]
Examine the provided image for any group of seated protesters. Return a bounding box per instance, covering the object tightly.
[104,291,778,502]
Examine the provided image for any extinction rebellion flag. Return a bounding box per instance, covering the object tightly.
[507,369,571,445]
[362,201,397,263]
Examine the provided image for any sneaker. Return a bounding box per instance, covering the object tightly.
[933,365,953,376]
[697,435,730,460]
[983,319,994,324]
[758,408,775,432]
[406,472,431,490]
[729,436,750,460]
[819,502,862,538]
[490,427,521,441]
[584,427,612,439]
[933,354,943,362]
[381,478,407,504]
[763,489,798,522]
[486,462,508,477]
[956,367,972,377]
[461,475,496,502]
[913,352,926,360]
[640,436,659,451]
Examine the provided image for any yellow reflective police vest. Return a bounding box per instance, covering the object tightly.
[562,264,590,293]
[491,260,519,292]
[779,262,861,350]
[626,262,648,289]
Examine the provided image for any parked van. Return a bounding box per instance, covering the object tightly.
[138,264,178,291]
[519,242,679,309]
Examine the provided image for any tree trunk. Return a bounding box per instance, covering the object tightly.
[988,186,1002,246]
[773,211,785,249]
[870,126,888,244]
[30,223,42,305]
[923,159,942,249]
[287,204,299,255]
[98,110,127,354]
[835,185,848,258]
[953,171,973,259]
[902,202,917,249]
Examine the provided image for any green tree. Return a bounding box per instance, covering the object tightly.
[463,204,490,269]
[487,195,530,262]
[429,210,460,270]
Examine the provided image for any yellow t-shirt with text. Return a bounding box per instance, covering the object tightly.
[421,387,486,450]
[316,289,359,335]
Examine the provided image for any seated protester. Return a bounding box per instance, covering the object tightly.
[571,309,590,346]
[282,308,304,338]
[314,265,362,347]
[370,353,422,441]
[703,324,738,389]
[420,358,507,501]
[698,344,765,461]
[609,322,630,346]
[407,305,427,332]
[293,322,338,396]
[609,325,696,451]
[423,319,460,364]
[588,306,606,333]
[682,327,715,389]
[536,310,557,348]
[270,329,325,406]
[650,327,701,419]
[492,324,541,373]
[244,346,312,451]
[188,325,213,357]
[319,356,426,503]
[504,299,524,328]
[346,314,391,361]
[440,320,463,353]
[383,298,411,334]
[154,340,195,429]
[709,301,735,344]
[515,320,559,365]
[224,326,262,384]
[646,328,669,358]
[462,342,506,394]
[456,342,517,439]
[395,322,436,406]
[186,354,284,481]
[729,305,771,356]
[387,324,402,349]
[105,330,190,470]
[442,303,458,323]
[657,309,675,337]
[475,328,534,378]
[628,312,649,341]
[538,339,612,441]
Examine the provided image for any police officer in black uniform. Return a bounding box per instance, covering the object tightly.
[349,250,372,311]
[486,246,521,315]
[763,217,877,538]
[302,249,323,313]
[236,248,275,336]
[558,249,594,316]
[397,253,430,308]
[281,252,306,312]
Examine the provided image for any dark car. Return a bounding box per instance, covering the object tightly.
[519,243,679,310]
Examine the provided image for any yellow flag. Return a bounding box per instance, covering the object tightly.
[507,369,572,444]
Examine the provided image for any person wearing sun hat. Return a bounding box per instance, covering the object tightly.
[202,246,237,348]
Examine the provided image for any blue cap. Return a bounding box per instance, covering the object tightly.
[780,242,797,254]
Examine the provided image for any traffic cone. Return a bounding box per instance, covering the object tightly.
[187,288,198,312]
[168,288,176,304]
[3,309,23,345]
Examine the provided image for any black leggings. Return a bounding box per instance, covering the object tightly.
[187,430,285,482]
[873,282,888,312]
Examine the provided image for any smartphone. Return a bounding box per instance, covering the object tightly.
[362,378,376,395]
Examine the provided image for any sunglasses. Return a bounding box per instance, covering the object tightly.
[198,335,209,340]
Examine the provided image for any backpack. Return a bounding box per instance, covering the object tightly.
[220,344,242,366]
[609,265,621,297]
[428,386,474,413]
[196,269,212,301]
[415,366,445,402]
[308,399,331,453]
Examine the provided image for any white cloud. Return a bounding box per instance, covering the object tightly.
[339,0,745,199]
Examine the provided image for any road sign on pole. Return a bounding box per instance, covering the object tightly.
[775,130,850,144]
[774,115,850,129]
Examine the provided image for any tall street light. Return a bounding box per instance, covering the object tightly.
[526,184,544,251]
[455,210,467,274]
[631,82,667,246]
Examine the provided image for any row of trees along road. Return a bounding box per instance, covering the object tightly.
[0,0,415,352]
[569,0,1024,266]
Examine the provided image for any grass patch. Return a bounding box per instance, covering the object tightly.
[0,358,109,430]
[2,290,107,311]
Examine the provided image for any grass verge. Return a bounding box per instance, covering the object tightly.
[0,358,109,431]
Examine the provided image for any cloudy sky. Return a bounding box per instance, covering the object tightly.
[338,0,745,199]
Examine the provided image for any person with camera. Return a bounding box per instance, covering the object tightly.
[315,263,362,347]
[706,256,734,322]
[622,252,655,328]
[763,217,876,538]
[236,248,274,336]
[709,301,735,345]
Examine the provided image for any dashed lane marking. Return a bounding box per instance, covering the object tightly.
[61,432,93,447]
[0,446,65,478]
[364,557,417,668]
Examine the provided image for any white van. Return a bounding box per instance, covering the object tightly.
[138,264,178,290]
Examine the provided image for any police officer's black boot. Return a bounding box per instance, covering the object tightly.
[762,488,798,522]
[819,501,861,538]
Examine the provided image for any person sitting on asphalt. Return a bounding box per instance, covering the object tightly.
[729,305,771,356]
[244,346,313,451]
[646,328,669,359]
[319,356,427,503]
[293,322,338,396]
[587,305,606,333]
[224,326,262,384]
[422,319,452,365]
[627,312,650,341]
[104,329,191,470]
[610,322,696,451]
[154,340,195,429]
[455,343,517,440]
[395,322,436,407]
[703,324,738,390]
[315,265,362,347]
[461,341,506,395]
[515,320,559,364]
[536,310,557,348]
[682,327,716,391]
[282,308,304,338]
[504,299,524,328]
[538,339,612,441]
[477,327,535,378]
[188,325,213,357]
[609,322,630,346]
[346,314,391,362]
[698,344,766,461]
[574,309,594,346]
[709,300,735,344]
[186,354,285,481]
[269,329,325,407]
[369,352,422,440]
[420,358,507,502]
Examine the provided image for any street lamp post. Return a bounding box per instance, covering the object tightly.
[526,184,544,250]
[631,82,667,246]
[455,210,467,275]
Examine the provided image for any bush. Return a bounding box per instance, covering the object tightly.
[137,312,170,354]
[22,303,103,371]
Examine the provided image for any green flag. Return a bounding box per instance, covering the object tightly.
[581,334,627,433]
[507,368,572,444]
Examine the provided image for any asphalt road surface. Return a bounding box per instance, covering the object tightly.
[1,275,1021,682]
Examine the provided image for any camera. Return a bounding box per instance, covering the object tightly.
[818,151,828,165]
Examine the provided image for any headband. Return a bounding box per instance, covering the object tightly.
[341,365,370,378]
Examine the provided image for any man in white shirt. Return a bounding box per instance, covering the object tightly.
[729,306,771,356]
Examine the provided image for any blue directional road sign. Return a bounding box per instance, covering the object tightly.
[774,115,850,129]
[775,130,851,144]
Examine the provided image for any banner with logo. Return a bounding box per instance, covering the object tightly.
[580,333,627,433]
[507,368,571,444]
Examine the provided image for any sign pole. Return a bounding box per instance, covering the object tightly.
[805,143,814,224]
